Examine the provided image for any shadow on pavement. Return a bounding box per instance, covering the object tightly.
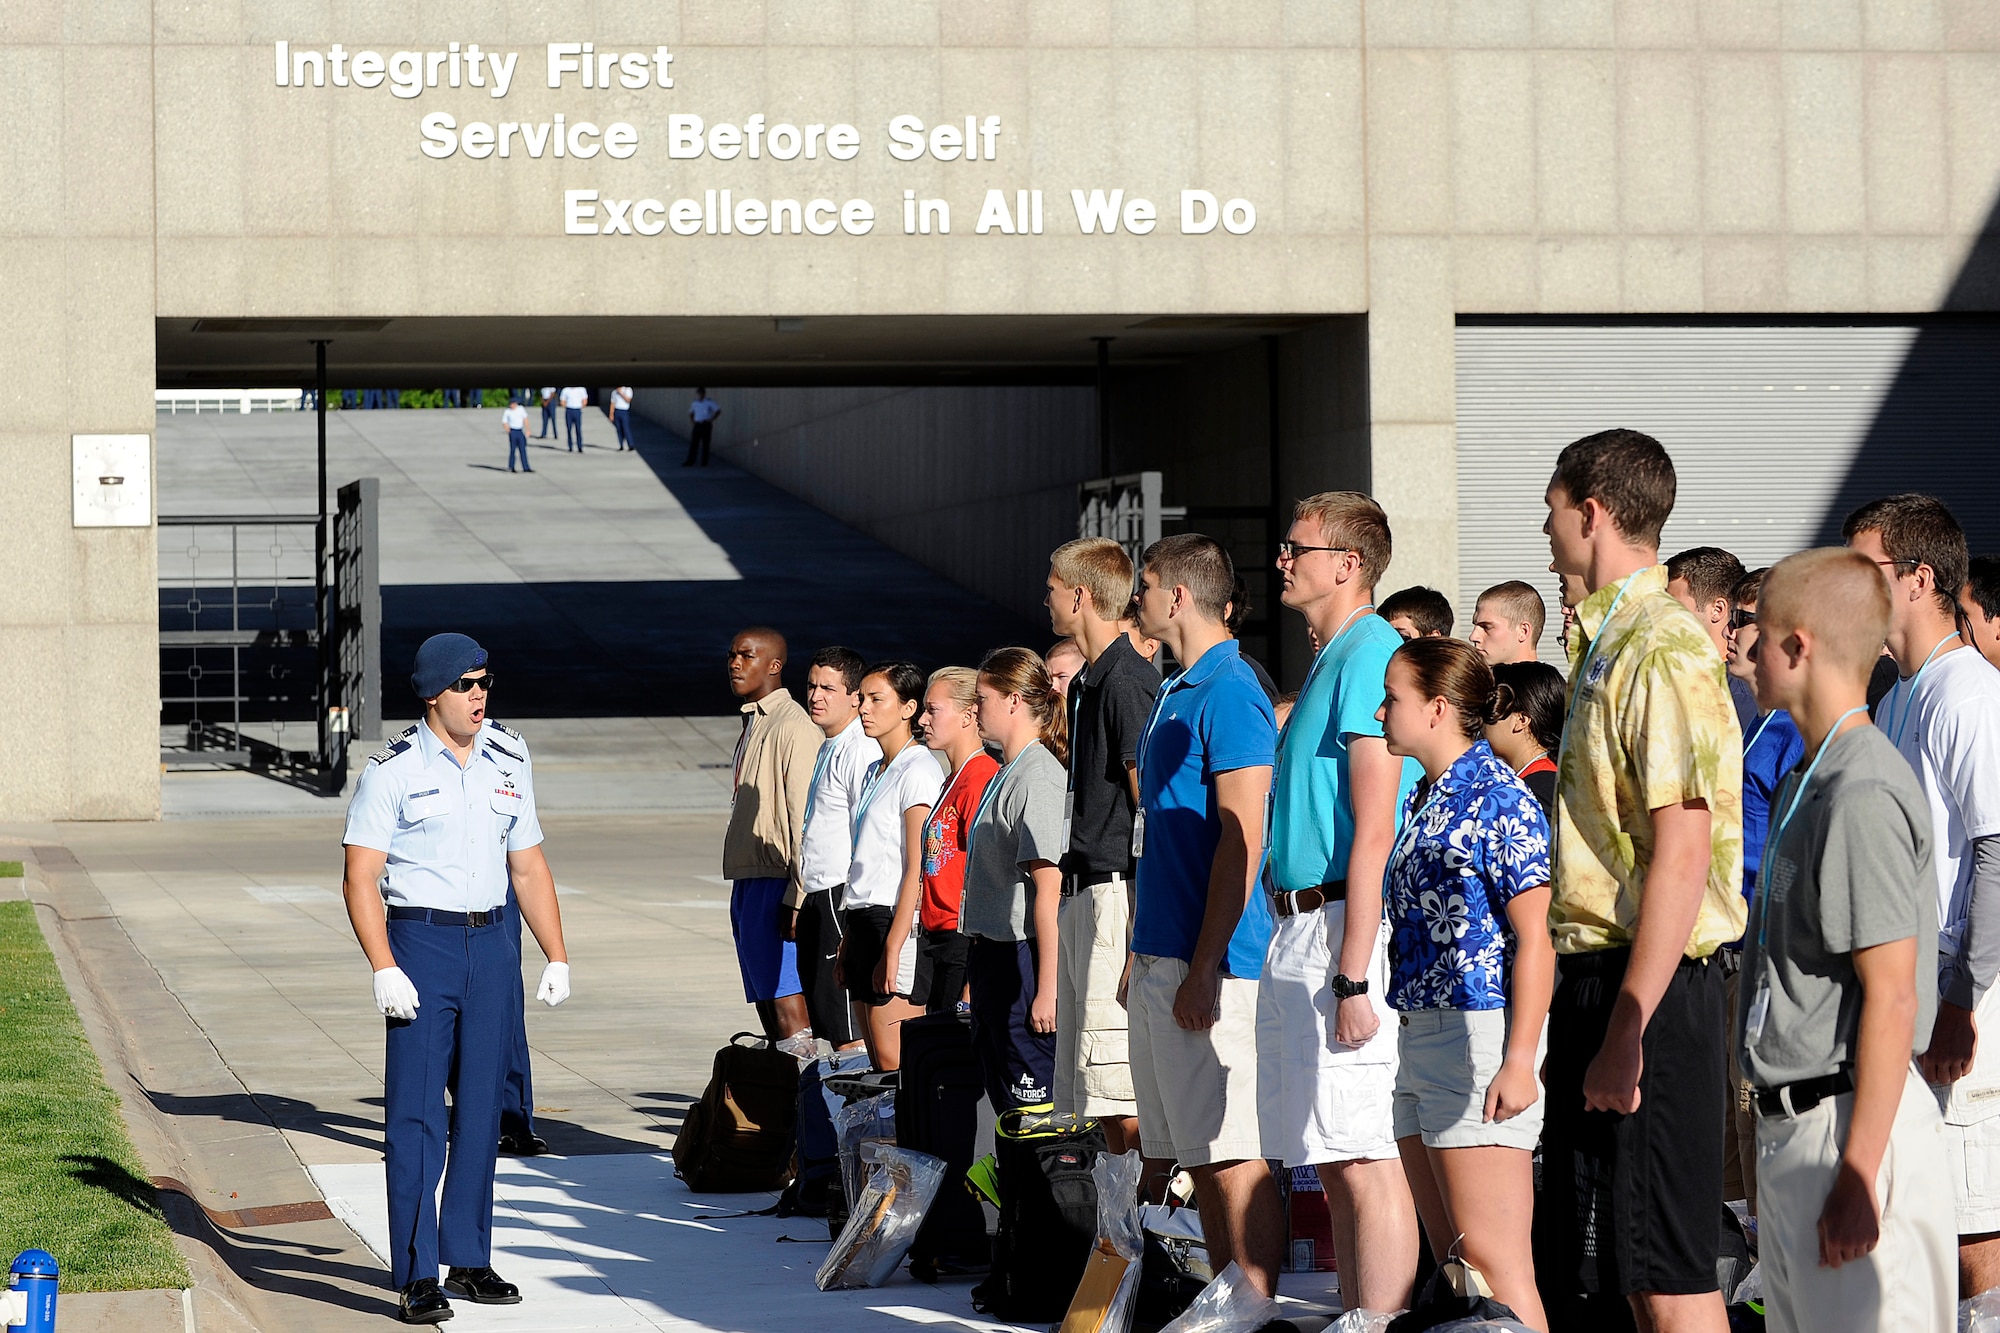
[158,1191,401,1324]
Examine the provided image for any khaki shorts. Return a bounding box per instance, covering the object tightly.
[1128,953,1262,1168]
[1930,974,2000,1233]
[1255,905,1398,1166]
[1055,881,1137,1118]
[1760,1068,1955,1333]
[1392,1007,1547,1151]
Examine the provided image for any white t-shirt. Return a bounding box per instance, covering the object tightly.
[1888,645,2000,958]
[612,386,633,411]
[800,719,881,896]
[501,403,527,430]
[690,396,720,423]
[560,386,588,409]
[843,741,944,911]
[539,386,556,401]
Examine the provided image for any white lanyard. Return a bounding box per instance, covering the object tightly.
[1878,632,1958,748]
[966,743,1035,857]
[923,757,979,855]
[1556,571,1640,765]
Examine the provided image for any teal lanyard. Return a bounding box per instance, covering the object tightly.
[966,743,1034,857]
[851,741,911,850]
[800,739,836,840]
[1878,632,1958,748]
[1743,710,1776,758]
[1753,706,1869,953]
[1555,571,1640,767]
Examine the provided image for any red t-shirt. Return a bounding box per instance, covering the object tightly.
[920,751,1000,932]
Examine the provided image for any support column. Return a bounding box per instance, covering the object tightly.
[1364,238,1460,607]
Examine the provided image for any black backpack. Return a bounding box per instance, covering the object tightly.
[671,1033,798,1193]
[896,1013,991,1277]
[775,1055,848,1217]
[971,1110,1105,1322]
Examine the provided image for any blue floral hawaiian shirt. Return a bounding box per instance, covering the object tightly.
[1386,740,1552,1012]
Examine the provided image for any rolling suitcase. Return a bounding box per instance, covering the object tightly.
[895,1012,990,1278]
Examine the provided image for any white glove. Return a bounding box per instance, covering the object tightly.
[537,961,570,1007]
[373,966,420,1021]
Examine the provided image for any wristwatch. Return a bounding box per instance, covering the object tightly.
[1330,973,1369,1000]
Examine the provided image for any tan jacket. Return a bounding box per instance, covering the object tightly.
[720,688,822,899]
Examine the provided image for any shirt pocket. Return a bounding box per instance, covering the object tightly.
[490,784,526,832]
[400,790,451,826]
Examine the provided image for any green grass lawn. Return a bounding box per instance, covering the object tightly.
[0,900,189,1291]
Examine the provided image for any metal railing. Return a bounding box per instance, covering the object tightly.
[155,389,303,415]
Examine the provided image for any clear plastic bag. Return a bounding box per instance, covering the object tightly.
[1156,1261,1280,1333]
[832,1090,896,1218]
[1961,1287,2000,1333]
[1423,1319,1536,1332]
[1330,1312,1394,1333]
[815,1146,947,1290]
[1058,1149,1145,1333]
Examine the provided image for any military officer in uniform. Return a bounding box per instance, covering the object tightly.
[341,633,571,1324]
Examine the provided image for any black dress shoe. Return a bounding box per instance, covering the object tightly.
[498,1131,547,1156]
[443,1266,522,1305]
[398,1278,453,1323]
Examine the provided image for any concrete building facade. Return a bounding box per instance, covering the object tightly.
[4,3,1998,818]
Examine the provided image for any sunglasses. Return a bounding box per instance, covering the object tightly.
[1727,610,1757,631]
[445,672,495,693]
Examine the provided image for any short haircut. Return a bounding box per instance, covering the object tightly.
[1967,555,2000,620]
[1665,546,1747,607]
[1293,491,1393,588]
[1733,566,1771,607]
[1379,586,1454,637]
[1552,428,1676,548]
[1046,637,1084,665]
[1141,533,1234,622]
[1843,493,1969,618]
[809,645,867,694]
[1490,661,1566,754]
[1759,548,1892,679]
[1050,537,1136,622]
[1476,581,1546,645]
[1226,574,1251,636]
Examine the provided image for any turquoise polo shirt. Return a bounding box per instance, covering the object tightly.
[1268,614,1420,893]
[1132,640,1278,977]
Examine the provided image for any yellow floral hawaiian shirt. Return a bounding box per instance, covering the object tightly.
[1552,564,1745,956]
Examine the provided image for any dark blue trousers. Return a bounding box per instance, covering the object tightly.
[538,402,555,437]
[500,885,535,1141]
[506,429,529,472]
[383,913,512,1289]
[612,408,632,450]
[966,936,1056,1113]
[564,407,583,450]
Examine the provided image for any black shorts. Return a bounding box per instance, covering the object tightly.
[838,905,930,1008]
[920,928,971,1015]
[1538,947,1726,1313]
[795,889,859,1046]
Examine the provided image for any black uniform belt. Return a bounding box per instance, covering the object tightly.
[1754,1068,1854,1119]
[1062,871,1128,898]
[1272,881,1346,918]
[388,905,506,928]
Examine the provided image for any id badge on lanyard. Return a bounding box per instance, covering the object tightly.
[1131,807,1146,860]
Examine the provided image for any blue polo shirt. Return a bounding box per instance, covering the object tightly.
[1269,614,1420,893]
[1132,640,1278,977]
[1741,707,1806,893]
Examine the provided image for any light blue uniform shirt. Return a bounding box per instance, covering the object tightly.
[341,719,545,912]
[1268,614,1420,892]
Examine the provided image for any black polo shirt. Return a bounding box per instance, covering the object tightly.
[1061,634,1160,877]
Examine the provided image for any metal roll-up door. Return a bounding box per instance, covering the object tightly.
[1454,321,2000,630]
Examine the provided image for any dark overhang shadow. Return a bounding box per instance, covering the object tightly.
[1816,192,2000,548]
[384,413,1042,717]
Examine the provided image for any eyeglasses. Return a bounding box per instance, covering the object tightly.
[1727,609,1757,631]
[1276,541,1354,562]
[1870,558,1922,573]
[445,673,495,693]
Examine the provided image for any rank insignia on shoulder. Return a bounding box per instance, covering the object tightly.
[368,724,419,765]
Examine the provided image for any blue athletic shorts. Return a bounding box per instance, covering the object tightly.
[730,877,801,1003]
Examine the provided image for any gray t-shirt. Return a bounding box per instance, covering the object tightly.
[960,741,1067,941]
[1738,725,1938,1090]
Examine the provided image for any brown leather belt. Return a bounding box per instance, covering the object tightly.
[1271,881,1346,918]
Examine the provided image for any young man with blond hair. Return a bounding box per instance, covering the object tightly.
[1468,580,1545,665]
[1541,429,1745,1333]
[1846,494,2000,1297]
[1259,491,1419,1311]
[1045,537,1153,1156]
[1741,547,1954,1332]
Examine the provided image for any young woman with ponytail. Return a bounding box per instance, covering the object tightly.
[917,666,999,1015]
[1375,636,1556,1331]
[840,660,943,1071]
[960,647,1069,1111]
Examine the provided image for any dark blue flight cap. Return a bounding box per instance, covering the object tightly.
[411,633,488,699]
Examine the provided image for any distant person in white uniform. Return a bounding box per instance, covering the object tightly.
[501,398,532,474]
[559,387,588,452]
[685,389,721,468]
[537,387,557,439]
[610,385,635,452]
